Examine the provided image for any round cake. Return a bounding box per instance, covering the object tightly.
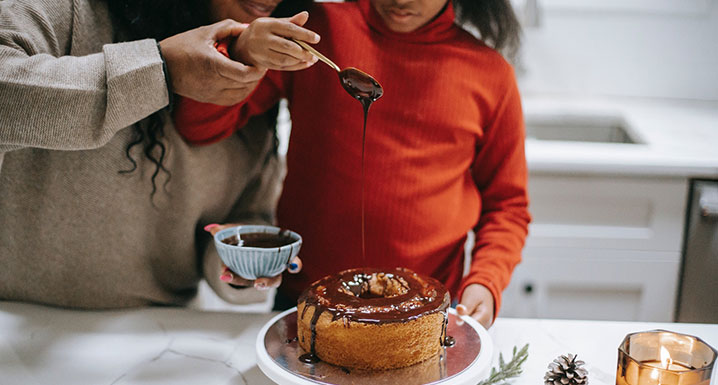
[296,267,451,370]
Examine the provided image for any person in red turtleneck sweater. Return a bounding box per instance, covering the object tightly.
[174,0,530,329]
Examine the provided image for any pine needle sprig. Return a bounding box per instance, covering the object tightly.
[478,344,529,385]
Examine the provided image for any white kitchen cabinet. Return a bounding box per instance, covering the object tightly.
[500,174,688,322]
[501,248,681,321]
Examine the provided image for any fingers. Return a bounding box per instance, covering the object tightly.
[271,20,320,44]
[203,223,242,236]
[227,14,319,71]
[470,303,493,330]
[266,48,316,69]
[211,19,249,40]
[274,60,317,72]
[204,223,221,235]
[287,11,310,27]
[255,275,282,290]
[214,55,267,83]
[458,287,477,316]
[219,266,281,291]
[457,302,491,329]
[455,303,471,316]
[220,266,253,287]
[269,36,316,62]
[456,299,478,316]
[288,256,302,273]
[458,284,495,329]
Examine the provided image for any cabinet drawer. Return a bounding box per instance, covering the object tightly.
[526,175,687,251]
[501,248,680,322]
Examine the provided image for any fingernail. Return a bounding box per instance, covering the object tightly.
[220,272,233,282]
[255,282,268,290]
[456,304,467,314]
[313,34,320,43]
[289,263,299,271]
[204,224,219,232]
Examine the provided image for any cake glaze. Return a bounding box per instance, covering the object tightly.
[297,267,452,370]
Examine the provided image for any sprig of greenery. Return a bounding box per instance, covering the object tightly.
[478,344,529,385]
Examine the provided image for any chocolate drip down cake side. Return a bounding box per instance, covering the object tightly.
[297,267,453,370]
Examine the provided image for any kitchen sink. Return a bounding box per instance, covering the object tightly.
[525,113,643,144]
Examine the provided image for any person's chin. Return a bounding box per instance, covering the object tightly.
[385,11,421,32]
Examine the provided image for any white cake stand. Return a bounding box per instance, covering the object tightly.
[256,307,493,385]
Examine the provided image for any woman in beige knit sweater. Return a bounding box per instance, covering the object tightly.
[0,0,315,309]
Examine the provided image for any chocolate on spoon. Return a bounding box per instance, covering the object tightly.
[291,38,383,106]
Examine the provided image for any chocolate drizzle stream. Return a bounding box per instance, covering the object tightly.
[439,311,452,347]
[338,68,383,263]
[297,267,452,364]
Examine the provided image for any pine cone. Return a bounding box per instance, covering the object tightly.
[544,353,588,385]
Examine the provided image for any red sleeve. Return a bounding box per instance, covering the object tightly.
[173,79,276,145]
[460,74,531,318]
[173,41,289,145]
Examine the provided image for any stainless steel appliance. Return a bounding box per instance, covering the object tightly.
[676,179,718,323]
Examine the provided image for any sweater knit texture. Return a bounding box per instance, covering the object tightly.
[175,0,531,313]
[0,0,280,308]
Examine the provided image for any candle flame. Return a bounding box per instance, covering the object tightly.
[660,346,673,370]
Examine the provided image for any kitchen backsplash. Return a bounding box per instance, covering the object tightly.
[513,0,718,101]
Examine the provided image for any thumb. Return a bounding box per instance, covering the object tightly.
[211,19,249,40]
[287,256,302,274]
[288,11,309,26]
[457,290,478,316]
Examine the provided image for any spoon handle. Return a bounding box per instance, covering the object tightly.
[290,38,341,72]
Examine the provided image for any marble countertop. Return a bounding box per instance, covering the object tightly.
[2,301,716,385]
[523,96,718,178]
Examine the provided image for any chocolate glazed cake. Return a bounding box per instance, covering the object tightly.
[297,267,453,370]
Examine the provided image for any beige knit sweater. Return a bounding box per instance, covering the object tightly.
[0,0,281,308]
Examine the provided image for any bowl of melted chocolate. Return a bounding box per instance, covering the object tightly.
[213,225,302,280]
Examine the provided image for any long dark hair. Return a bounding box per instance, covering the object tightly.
[453,0,522,58]
[105,0,313,198]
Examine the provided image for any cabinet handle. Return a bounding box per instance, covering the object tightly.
[523,283,534,295]
[699,184,718,218]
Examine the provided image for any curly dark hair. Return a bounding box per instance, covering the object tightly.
[105,0,313,198]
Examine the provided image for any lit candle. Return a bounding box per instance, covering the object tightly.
[642,361,692,372]
[616,330,716,385]
[641,347,692,372]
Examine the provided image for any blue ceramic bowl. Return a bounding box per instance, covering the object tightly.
[213,225,302,280]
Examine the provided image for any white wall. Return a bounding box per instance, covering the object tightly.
[516,0,718,101]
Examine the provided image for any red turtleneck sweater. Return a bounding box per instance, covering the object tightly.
[174,0,530,315]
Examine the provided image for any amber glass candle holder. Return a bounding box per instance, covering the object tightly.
[616,330,717,385]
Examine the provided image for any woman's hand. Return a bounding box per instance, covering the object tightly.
[231,12,320,71]
[457,284,495,330]
[159,19,267,106]
[204,223,302,290]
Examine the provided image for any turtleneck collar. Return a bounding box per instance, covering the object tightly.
[358,0,457,43]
